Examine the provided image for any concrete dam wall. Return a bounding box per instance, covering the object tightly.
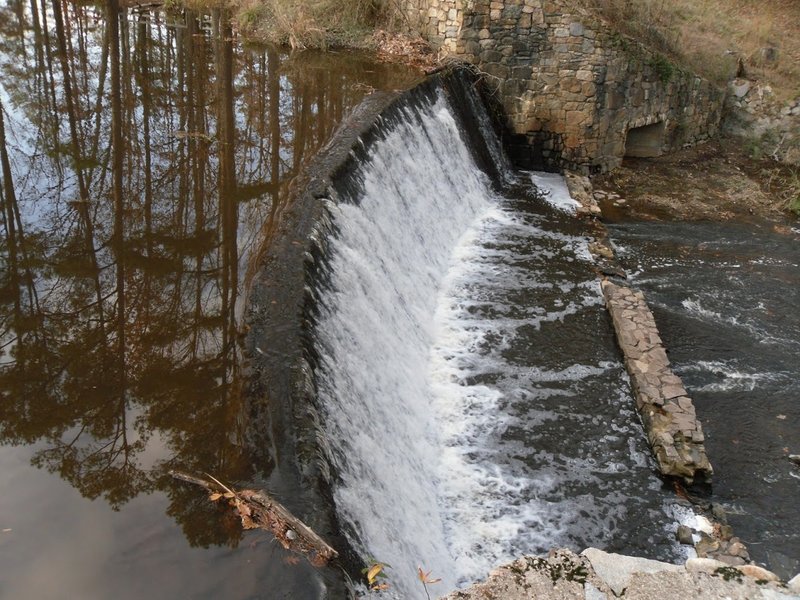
[404,0,726,173]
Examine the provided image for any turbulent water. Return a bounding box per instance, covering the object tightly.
[314,88,685,597]
[608,221,800,580]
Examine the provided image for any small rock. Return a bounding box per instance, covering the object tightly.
[731,80,751,98]
[685,557,728,574]
[736,564,779,582]
[719,524,734,541]
[676,525,694,545]
[728,541,747,557]
[694,515,714,535]
[788,573,800,593]
[788,454,800,466]
[695,532,719,557]
[716,554,746,566]
[711,503,728,524]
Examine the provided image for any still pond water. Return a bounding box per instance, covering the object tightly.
[0,4,418,597]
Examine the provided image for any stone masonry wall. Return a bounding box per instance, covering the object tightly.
[403,0,463,52]
[407,0,725,173]
[724,78,800,165]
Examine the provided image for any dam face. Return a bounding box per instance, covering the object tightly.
[283,72,688,597]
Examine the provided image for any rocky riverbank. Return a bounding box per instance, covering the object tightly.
[592,136,800,222]
[443,548,800,599]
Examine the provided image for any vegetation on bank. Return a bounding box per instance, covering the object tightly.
[581,0,800,101]
[168,0,800,97]
[168,0,406,48]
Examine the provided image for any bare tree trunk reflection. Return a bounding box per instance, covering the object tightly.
[216,10,237,357]
[51,0,106,332]
[108,0,124,361]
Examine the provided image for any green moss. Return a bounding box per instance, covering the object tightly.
[714,566,744,582]
[648,54,675,83]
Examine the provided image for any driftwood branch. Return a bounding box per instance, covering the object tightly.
[169,470,338,566]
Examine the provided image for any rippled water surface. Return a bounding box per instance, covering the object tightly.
[608,220,800,579]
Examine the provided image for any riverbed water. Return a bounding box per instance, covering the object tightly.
[608,220,800,580]
[0,3,797,599]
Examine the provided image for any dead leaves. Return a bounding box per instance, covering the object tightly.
[207,487,258,530]
[360,562,443,596]
[363,561,390,592]
[417,567,442,585]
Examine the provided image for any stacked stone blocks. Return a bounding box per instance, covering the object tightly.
[602,280,713,484]
[408,0,725,172]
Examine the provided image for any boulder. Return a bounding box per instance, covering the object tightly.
[685,557,729,575]
[788,573,800,593]
[736,565,780,582]
[581,547,682,595]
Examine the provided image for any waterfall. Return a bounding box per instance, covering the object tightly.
[311,78,681,598]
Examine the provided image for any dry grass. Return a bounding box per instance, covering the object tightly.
[233,0,404,49]
[578,0,800,100]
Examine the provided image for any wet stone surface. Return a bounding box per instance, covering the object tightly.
[601,281,713,484]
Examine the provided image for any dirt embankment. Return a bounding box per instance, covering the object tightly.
[592,137,800,225]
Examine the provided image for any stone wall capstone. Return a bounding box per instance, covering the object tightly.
[407,0,725,173]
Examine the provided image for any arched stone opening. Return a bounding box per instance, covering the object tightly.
[625,122,666,158]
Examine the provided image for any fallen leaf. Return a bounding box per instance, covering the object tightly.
[367,563,384,584]
[223,492,235,499]
[2,529,11,533]
[418,567,442,584]
[209,493,222,502]
[241,514,258,530]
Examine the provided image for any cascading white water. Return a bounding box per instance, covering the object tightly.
[315,92,497,594]
[315,86,683,598]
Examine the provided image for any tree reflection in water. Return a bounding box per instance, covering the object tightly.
[0,0,419,555]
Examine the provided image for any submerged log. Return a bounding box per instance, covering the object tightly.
[169,470,338,566]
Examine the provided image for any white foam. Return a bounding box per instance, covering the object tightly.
[680,360,785,393]
[529,172,581,214]
[315,92,495,596]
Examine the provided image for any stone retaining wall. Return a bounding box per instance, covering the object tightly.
[406,0,725,173]
[602,281,712,484]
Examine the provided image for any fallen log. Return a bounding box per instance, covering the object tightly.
[169,470,338,567]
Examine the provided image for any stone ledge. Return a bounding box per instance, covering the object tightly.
[442,548,799,600]
[601,280,713,484]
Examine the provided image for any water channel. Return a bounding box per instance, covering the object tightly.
[607,219,800,580]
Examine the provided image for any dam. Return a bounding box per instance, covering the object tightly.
[0,5,797,598]
[246,71,692,597]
